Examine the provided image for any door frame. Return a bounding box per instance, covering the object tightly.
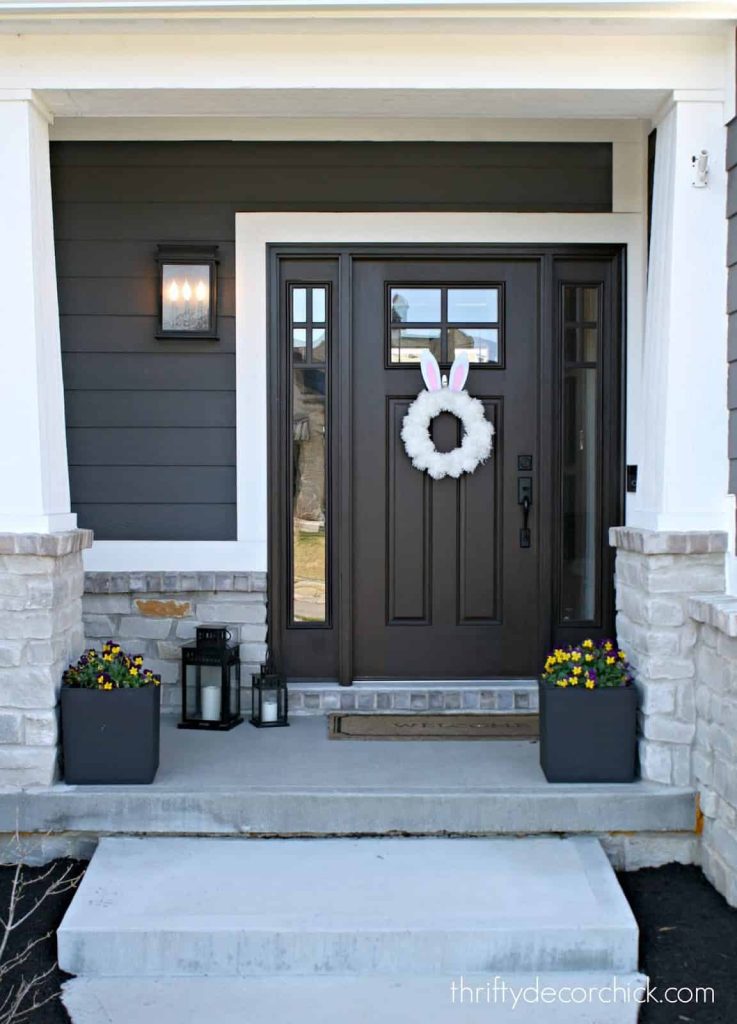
[266,241,626,683]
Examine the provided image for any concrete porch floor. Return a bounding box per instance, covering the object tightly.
[0,717,696,861]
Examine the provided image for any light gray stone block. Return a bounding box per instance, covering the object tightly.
[0,712,23,744]
[197,602,266,624]
[118,617,172,640]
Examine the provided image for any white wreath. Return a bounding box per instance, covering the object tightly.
[401,350,494,480]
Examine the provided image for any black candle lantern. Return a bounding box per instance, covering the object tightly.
[179,625,242,730]
[250,654,289,728]
[156,244,219,340]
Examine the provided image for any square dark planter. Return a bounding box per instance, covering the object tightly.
[539,681,638,783]
[61,685,161,785]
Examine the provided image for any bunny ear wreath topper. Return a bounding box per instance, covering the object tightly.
[400,350,494,481]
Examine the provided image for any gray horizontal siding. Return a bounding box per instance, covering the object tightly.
[65,391,236,428]
[70,466,236,503]
[60,315,235,354]
[71,504,237,541]
[67,428,236,467]
[52,140,612,541]
[728,119,737,495]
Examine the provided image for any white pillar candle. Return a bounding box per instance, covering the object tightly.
[202,685,222,722]
[261,697,278,723]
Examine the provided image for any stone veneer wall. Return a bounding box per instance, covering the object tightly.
[611,526,737,908]
[83,572,267,713]
[0,531,93,786]
[610,527,726,787]
[688,595,737,906]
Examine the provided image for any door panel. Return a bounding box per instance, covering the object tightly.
[352,258,541,679]
[269,246,624,683]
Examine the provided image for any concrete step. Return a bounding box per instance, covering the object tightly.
[58,836,639,979]
[62,974,647,1024]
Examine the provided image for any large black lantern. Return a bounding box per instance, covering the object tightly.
[156,243,219,339]
[250,654,289,728]
[179,625,242,731]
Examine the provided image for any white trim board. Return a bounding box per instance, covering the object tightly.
[84,210,646,572]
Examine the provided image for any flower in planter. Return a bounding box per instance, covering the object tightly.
[63,642,161,691]
[542,639,632,689]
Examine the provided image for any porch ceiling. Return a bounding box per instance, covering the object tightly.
[40,86,670,119]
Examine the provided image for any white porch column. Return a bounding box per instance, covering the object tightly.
[0,90,75,534]
[0,92,91,789]
[631,95,731,535]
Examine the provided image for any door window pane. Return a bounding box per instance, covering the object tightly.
[388,284,502,365]
[448,327,499,364]
[293,328,307,362]
[312,287,326,323]
[292,369,326,623]
[447,288,498,323]
[390,288,441,324]
[289,283,330,625]
[292,288,307,323]
[391,328,441,364]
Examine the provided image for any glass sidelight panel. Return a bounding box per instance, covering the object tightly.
[560,285,600,623]
[290,285,329,624]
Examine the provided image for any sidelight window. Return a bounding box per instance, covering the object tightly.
[289,284,329,625]
[389,285,501,366]
[560,285,600,624]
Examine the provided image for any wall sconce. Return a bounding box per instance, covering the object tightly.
[691,150,709,189]
[156,244,219,339]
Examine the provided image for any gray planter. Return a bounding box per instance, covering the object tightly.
[61,685,160,785]
[538,681,638,783]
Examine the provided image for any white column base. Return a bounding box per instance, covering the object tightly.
[0,512,78,534]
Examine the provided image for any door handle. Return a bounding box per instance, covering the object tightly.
[518,477,532,549]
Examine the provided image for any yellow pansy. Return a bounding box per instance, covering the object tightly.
[569,676,579,686]
[618,650,627,660]
[585,654,594,663]
[130,667,139,677]
[582,639,594,649]
[556,679,569,688]
[606,656,615,665]
[604,641,613,652]
[570,651,582,662]
[572,666,583,676]
[585,679,595,690]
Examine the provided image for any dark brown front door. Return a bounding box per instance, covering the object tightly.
[352,258,541,679]
[269,246,624,683]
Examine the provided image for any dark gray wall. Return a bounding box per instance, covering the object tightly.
[52,140,612,541]
[728,121,737,495]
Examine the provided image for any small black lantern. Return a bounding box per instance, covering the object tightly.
[156,243,219,339]
[179,625,242,730]
[250,654,289,728]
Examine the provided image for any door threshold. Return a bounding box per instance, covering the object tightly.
[291,679,538,689]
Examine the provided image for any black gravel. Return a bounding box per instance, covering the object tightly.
[618,864,737,1023]
[1,860,735,1022]
[0,860,80,1024]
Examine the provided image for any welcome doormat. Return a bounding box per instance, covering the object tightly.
[327,712,539,741]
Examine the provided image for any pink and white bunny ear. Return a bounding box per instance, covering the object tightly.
[448,350,470,393]
[420,349,442,393]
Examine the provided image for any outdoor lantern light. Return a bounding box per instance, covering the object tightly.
[156,244,219,339]
[179,625,242,730]
[250,654,289,728]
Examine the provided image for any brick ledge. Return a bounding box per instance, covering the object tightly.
[0,529,93,557]
[688,595,737,638]
[85,571,267,594]
[609,526,727,555]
